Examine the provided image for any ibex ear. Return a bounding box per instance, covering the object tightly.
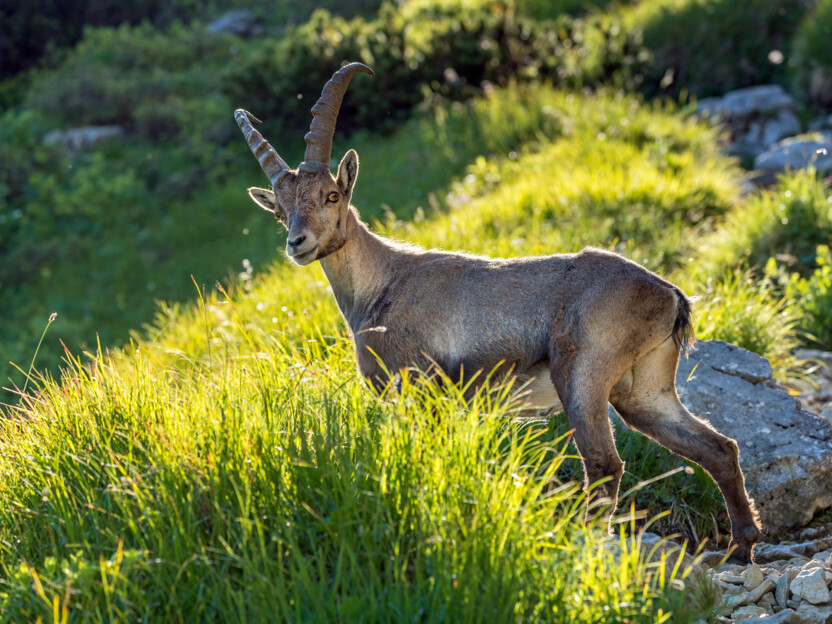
[336,149,359,197]
[247,187,278,213]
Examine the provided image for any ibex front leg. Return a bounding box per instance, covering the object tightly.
[551,354,625,530]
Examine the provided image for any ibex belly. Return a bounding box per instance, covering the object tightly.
[514,361,563,415]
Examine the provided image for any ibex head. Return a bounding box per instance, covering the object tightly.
[235,62,374,265]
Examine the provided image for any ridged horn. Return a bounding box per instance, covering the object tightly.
[235,109,290,187]
[301,62,374,172]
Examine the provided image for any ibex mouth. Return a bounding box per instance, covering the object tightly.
[288,244,319,265]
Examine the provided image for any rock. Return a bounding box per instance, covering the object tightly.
[733,605,770,619]
[698,85,795,118]
[744,564,765,589]
[808,115,832,132]
[795,603,832,624]
[748,578,777,604]
[814,550,832,564]
[43,125,124,153]
[822,409,832,426]
[779,568,801,608]
[757,544,813,565]
[803,560,832,572]
[790,567,831,605]
[702,550,732,567]
[720,586,751,613]
[754,135,832,183]
[760,591,776,608]
[697,85,802,158]
[741,609,814,623]
[677,341,832,537]
[206,9,257,37]
[737,109,802,156]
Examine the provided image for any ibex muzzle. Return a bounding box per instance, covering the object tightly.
[235,63,762,563]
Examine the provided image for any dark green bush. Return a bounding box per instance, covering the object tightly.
[0,0,384,85]
[782,246,832,346]
[627,0,816,98]
[23,22,235,146]
[791,0,832,108]
[695,171,832,281]
[517,0,636,21]
[224,3,649,138]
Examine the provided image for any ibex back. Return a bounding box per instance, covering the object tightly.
[235,62,762,562]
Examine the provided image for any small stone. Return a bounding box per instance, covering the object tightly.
[812,549,832,564]
[794,602,832,624]
[719,573,748,585]
[740,607,815,623]
[761,591,777,607]
[732,605,769,620]
[748,578,777,604]
[701,550,729,567]
[791,567,831,604]
[821,407,832,425]
[780,569,800,608]
[720,587,751,614]
[744,564,765,589]
[803,561,831,572]
[756,544,811,564]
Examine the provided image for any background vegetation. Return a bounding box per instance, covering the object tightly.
[2,0,832,619]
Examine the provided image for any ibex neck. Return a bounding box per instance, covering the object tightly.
[319,208,393,332]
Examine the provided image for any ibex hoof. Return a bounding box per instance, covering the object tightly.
[727,541,755,565]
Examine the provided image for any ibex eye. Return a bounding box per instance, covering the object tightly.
[327,192,339,203]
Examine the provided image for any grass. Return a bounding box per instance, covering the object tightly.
[0,85,757,621]
[4,79,831,619]
[0,284,711,621]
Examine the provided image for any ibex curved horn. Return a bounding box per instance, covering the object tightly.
[301,62,374,172]
[235,109,290,187]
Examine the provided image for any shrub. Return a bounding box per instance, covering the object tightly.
[781,246,832,346]
[791,0,832,108]
[23,22,235,146]
[694,170,832,279]
[224,3,650,137]
[516,0,636,20]
[624,0,816,98]
[691,269,801,372]
[0,0,384,84]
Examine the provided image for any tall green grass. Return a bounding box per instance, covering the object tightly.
[0,87,758,621]
[0,287,710,621]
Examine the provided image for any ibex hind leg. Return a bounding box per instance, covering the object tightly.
[610,338,761,563]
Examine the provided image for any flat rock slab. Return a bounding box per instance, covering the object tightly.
[698,85,795,118]
[676,340,832,536]
[754,135,832,179]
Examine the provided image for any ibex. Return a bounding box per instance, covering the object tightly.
[235,62,762,562]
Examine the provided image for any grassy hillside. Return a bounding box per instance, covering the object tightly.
[4,0,831,394]
[4,84,819,621]
[4,0,832,620]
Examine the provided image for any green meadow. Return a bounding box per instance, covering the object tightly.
[3,0,832,620]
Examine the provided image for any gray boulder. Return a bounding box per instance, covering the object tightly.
[754,135,832,183]
[698,85,795,118]
[44,125,124,153]
[676,340,832,537]
[697,85,801,158]
[809,115,832,133]
[207,9,257,37]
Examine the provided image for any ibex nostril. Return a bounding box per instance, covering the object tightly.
[288,235,306,248]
